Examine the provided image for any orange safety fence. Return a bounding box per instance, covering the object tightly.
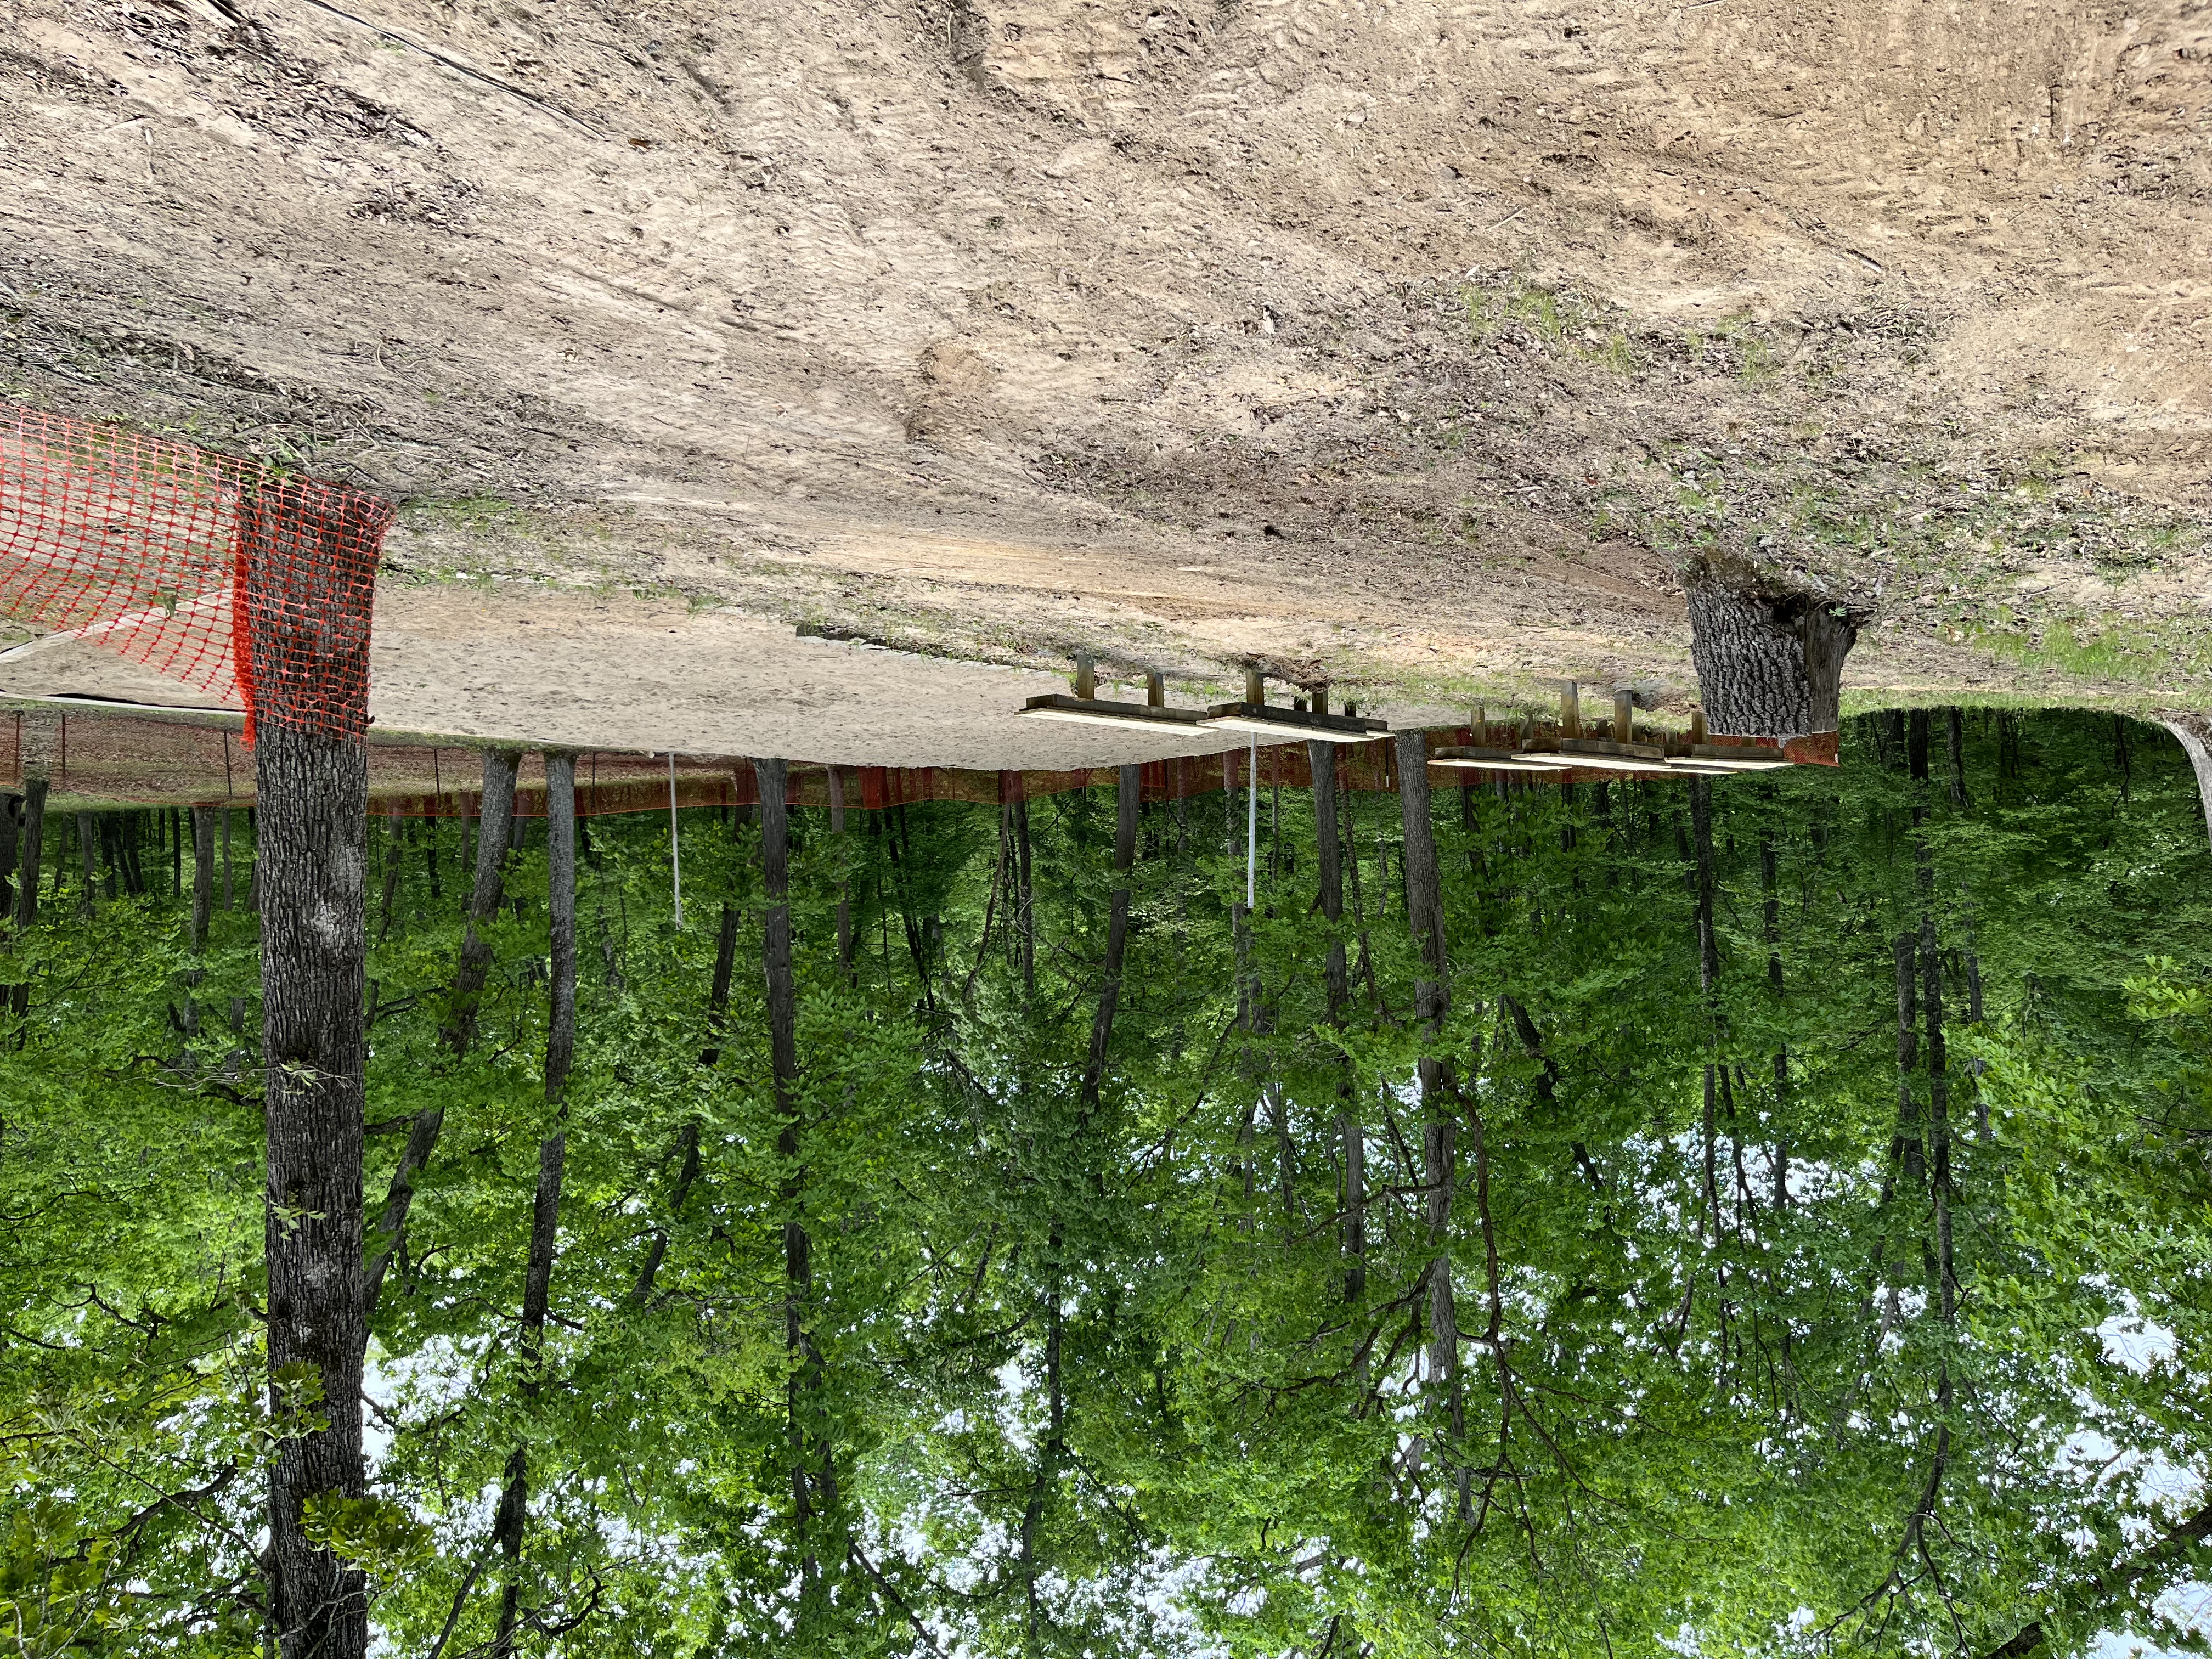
[0,403,391,743]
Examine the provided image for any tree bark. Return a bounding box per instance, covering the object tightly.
[238,475,382,1659]
[1684,565,1859,737]
[255,727,369,1659]
[1946,708,1968,808]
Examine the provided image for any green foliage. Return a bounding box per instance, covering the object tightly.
[2,710,2208,1655]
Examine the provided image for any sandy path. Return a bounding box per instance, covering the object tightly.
[0,582,1359,769]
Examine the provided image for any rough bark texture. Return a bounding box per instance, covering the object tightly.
[1684,569,1859,738]
[235,476,379,1659]
[256,720,370,1659]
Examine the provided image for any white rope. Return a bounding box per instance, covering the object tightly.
[1246,734,1257,910]
[667,752,682,927]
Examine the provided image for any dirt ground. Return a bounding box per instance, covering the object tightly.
[2,0,2208,742]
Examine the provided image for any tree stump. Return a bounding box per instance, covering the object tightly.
[1684,566,1861,739]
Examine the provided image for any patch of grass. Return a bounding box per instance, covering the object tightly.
[1965,612,2212,696]
[403,494,528,535]
[1459,279,1637,375]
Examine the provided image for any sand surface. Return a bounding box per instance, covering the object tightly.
[3,0,2207,714]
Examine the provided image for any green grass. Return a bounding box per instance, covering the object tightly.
[1460,279,1637,375]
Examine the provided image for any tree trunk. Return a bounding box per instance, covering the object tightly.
[1079,766,1139,1121]
[1014,795,1035,996]
[14,778,44,932]
[1684,565,1859,738]
[1946,708,1968,807]
[76,811,97,911]
[1395,731,1463,1485]
[758,757,833,1601]
[827,765,853,975]
[190,807,215,952]
[0,793,16,923]
[2157,715,2212,848]
[492,754,575,1657]
[255,724,369,1659]
[9,780,47,1022]
[444,751,521,1054]
[238,475,382,1659]
[1894,932,1925,1188]
[1312,740,1362,1303]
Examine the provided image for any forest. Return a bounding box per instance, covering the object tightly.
[2,707,2208,1658]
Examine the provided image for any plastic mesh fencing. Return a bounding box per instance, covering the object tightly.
[0,403,391,743]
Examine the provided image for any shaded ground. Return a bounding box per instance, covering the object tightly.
[2,0,2208,728]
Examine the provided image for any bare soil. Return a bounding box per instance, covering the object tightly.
[3,0,2208,745]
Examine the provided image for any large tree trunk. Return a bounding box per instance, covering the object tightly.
[492,753,576,1657]
[257,723,370,1659]
[239,477,382,1659]
[1684,565,1859,738]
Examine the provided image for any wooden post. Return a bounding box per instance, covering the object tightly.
[1245,666,1266,706]
[1074,653,1096,700]
[1690,708,1708,745]
[1615,690,1636,746]
[1560,680,1582,739]
[1146,670,1165,708]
